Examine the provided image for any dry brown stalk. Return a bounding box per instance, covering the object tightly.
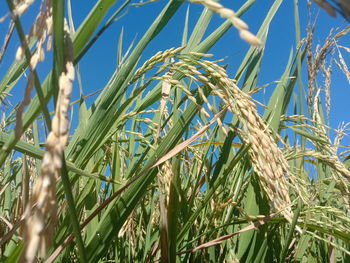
[312,0,336,18]
[306,21,316,113]
[153,62,175,255]
[13,0,36,16]
[157,160,172,260]
[321,62,332,118]
[177,214,274,255]
[21,22,74,262]
[21,129,36,212]
[15,73,34,139]
[0,21,15,64]
[154,64,174,209]
[14,0,53,140]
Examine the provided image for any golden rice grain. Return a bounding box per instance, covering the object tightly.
[230,16,249,30]
[190,0,260,46]
[15,46,23,60]
[203,0,223,10]
[239,30,262,46]
[219,8,235,19]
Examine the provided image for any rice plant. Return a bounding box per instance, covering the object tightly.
[0,0,349,262]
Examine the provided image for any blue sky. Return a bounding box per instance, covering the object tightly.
[0,0,350,147]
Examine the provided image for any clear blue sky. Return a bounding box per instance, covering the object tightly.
[0,0,349,146]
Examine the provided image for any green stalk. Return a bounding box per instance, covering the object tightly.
[52,0,65,103]
[52,2,87,260]
[75,0,132,62]
[279,199,302,262]
[60,157,88,263]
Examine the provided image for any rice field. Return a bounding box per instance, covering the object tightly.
[0,0,349,262]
